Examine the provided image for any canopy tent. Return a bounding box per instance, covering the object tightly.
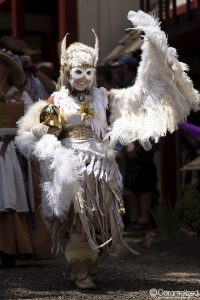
[180,156,200,171]
[104,29,143,64]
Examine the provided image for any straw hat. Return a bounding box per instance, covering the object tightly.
[0,49,25,86]
[0,36,40,55]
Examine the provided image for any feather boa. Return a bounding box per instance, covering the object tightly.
[40,147,81,220]
[15,100,47,157]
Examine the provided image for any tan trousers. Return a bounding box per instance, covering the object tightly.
[64,232,98,281]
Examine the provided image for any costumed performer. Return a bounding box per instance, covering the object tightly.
[16,11,200,289]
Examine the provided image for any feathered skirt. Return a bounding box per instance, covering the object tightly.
[39,138,125,252]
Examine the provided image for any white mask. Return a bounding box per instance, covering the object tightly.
[70,67,95,81]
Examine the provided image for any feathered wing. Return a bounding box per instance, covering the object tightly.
[108,10,200,149]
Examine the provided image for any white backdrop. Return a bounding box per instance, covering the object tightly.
[77,0,140,63]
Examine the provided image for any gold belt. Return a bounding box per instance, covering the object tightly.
[63,125,97,140]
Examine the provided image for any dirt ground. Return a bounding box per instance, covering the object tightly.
[1,237,200,300]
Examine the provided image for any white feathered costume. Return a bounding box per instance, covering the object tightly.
[16,11,200,253]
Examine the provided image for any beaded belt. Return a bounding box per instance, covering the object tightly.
[63,125,97,140]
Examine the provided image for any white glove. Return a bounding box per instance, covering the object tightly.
[31,124,49,139]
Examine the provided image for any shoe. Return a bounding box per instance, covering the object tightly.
[133,222,151,231]
[75,277,96,290]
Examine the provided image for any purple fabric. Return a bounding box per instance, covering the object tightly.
[179,122,200,137]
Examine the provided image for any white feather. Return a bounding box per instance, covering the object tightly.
[16,100,47,157]
[33,134,61,160]
[108,10,200,149]
[41,147,82,219]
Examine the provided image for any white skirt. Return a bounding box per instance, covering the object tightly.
[0,139,34,212]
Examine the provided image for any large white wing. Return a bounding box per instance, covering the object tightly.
[108,10,200,149]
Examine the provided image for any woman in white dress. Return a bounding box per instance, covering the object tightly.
[16,11,200,288]
[0,49,34,267]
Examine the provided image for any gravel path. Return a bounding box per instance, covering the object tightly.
[1,243,200,300]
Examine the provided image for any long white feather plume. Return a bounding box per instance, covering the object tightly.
[108,10,200,149]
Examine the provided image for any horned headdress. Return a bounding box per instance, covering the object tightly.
[57,30,99,89]
[62,30,98,68]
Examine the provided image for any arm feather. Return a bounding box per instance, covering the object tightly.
[108,10,200,149]
[15,100,61,159]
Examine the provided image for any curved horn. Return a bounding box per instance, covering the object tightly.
[92,29,99,66]
[60,33,69,65]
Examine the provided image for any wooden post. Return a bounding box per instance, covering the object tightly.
[165,0,169,19]
[146,0,150,12]
[58,0,78,43]
[140,0,144,10]
[161,133,177,208]
[0,0,9,6]
[11,0,24,37]
[187,0,193,20]
[158,0,163,21]
[172,0,179,25]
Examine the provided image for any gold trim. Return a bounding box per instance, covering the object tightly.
[62,125,97,140]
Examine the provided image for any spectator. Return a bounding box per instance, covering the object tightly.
[0,36,56,101]
[110,54,157,231]
[0,49,34,267]
[124,142,157,230]
[36,61,58,82]
[96,65,113,90]
[110,54,139,88]
[0,37,54,257]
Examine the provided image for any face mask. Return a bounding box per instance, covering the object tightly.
[70,67,95,81]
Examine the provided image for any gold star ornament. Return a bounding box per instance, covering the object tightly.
[77,102,95,121]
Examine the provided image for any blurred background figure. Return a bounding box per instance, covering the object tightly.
[124,142,157,231]
[110,54,139,88]
[0,49,34,267]
[0,35,55,262]
[109,53,157,231]
[36,61,58,82]
[96,65,113,90]
[0,36,56,102]
[0,49,52,268]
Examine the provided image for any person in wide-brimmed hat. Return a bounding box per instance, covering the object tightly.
[0,49,25,87]
[0,48,36,267]
[0,36,56,102]
[0,36,40,56]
